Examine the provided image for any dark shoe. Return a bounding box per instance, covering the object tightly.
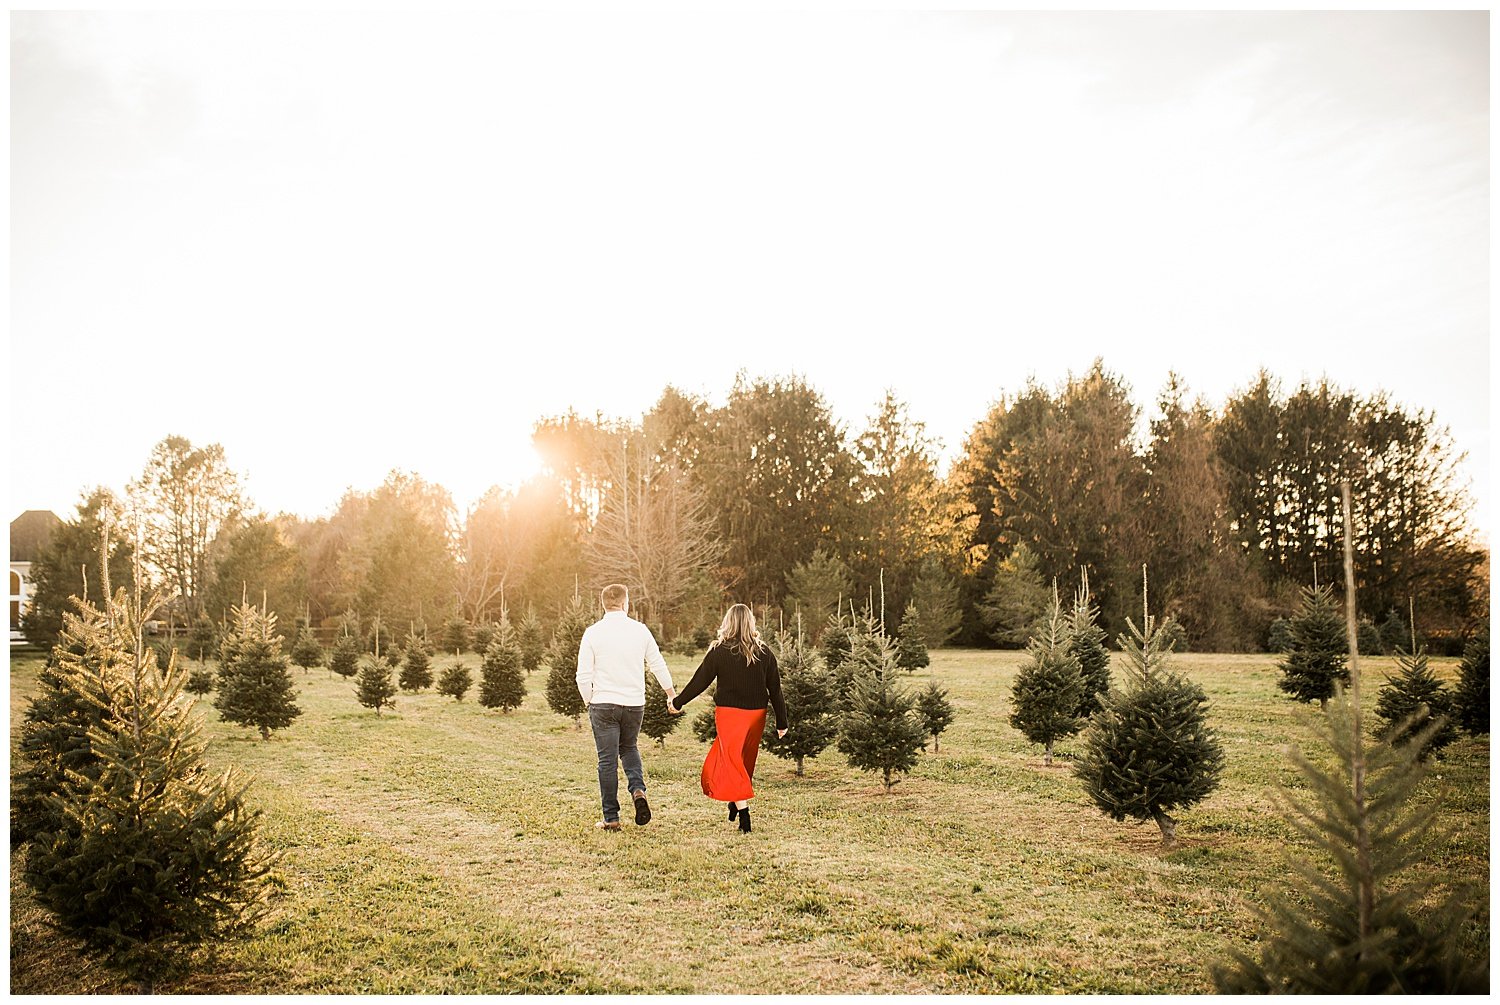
[594,820,621,831]
[728,803,739,822]
[632,791,651,826]
[738,806,752,834]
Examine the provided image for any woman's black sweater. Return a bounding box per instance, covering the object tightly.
[675,642,789,731]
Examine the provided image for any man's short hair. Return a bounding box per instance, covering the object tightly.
[601,584,629,609]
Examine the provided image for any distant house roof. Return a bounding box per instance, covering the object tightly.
[11,510,62,562]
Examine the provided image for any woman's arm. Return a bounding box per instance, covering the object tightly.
[764,650,789,732]
[672,647,719,709]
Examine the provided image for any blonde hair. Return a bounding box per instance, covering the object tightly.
[713,604,765,664]
[601,584,629,610]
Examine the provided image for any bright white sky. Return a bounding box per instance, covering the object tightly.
[9,11,1490,539]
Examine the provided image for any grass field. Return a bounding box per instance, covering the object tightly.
[9,646,1490,993]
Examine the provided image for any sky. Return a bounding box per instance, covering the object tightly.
[9,11,1490,538]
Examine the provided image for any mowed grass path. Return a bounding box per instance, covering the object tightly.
[9,647,1489,993]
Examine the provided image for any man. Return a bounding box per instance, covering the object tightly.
[576,584,674,831]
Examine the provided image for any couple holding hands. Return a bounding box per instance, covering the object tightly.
[574,584,789,834]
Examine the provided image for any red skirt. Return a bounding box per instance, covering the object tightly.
[701,706,767,802]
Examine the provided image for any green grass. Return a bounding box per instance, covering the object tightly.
[9,647,1489,992]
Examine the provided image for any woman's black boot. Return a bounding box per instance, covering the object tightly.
[728,803,738,822]
[738,806,752,833]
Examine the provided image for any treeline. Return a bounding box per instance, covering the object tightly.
[23,362,1486,653]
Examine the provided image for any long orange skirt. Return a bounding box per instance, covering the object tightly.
[701,706,767,802]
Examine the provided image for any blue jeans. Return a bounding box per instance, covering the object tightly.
[588,703,646,822]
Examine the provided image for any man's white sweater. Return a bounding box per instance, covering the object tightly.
[576,609,673,707]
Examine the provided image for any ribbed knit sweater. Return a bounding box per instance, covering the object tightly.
[674,641,789,731]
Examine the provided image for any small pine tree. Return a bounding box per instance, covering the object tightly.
[819,611,854,673]
[437,661,473,701]
[893,602,930,671]
[1377,607,1411,656]
[479,632,526,713]
[290,628,325,674]
[835,641,927,792]
[354,657,396,716]
[441,615,470,655]
[910,557,963,648]
[1357,618,1382,656]
[215,605,302,741]
[185,666,216,694]
[979,543,1050,647]
[1074,571,1225,845]
[1009,590,1085,766]
[21,586,272,982]
[328,631,361,678]
[1374,647,1456,760]
[544,596,592,727]
[1267,617,1295,653]
[915,680,955,753]
[186,614,218,663]
[1068,570,1112,719]
[518,604,547,673]
[692,700,718,743]
[399,628,434,691]
[1277,584,1350,711]
[762,630,838,775]
[1452,629,1488,735]
[365,618,392,656]
[1212,694,1487,993]
[641,673,682,748]
[471,620,496,655]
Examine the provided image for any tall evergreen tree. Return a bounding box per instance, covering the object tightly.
[1213,696,1486,992]
[1452,629,1488,735]
[1074,575,1225,844]
[354,657,396,716]
[835,640,927,792]
[979,543,1050,647]
[290,628,325,674]
[215,605,302,741]
[784,548,855,634]
[437,661,473,701]
[915,680,956,753]
[478,630,526,712]
[327,630,361,678]
[641,674,682,748]
[1068,570,1112,718]
[1277,584,1350,711]
[893,602,930,671]
[544,595,592,727]
[909,557,963,648]
[1374,647,1456,760]
[399,628,434,692]
[1009,590,1085,765]
[20,584,272,982]
[518,603,547,673]
[762,630,838,776]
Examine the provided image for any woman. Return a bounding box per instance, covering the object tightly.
[668,604,789,833]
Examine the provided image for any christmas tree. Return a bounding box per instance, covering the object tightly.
[1074,569,1224,845]
[185,666,216,694]
[979,543,1050,647]
[290,627,325,674]
[479,630,526,713]
[20,583,272,983]
[399,628,434,691]
[762,630,838,776]
[1267,617,1294,653]
[915,680,955,753]
[893,602,930,671]
[1212,695,1485,992]
[835,641,927,792]
[437,661,473,701]
[441,615,470,655]
[1376,607,1411,656]
[215,604,302,741]
[471,620,495,655]
[518,603,547,673]
[819,610,854,673]
[1068,569,1112,719]
[1452,629,1488,735]
[909,557,963,648]
[641,674,682,748]
[354,657,396,716]
[327,630,361,678]
[1374,646,1456,760]
[186,614,218,663]
[1277,584,1349,711]
[544,595,592,727]
[692,700,718,743]
[1009,589,1085,766]
[365,617,392,656]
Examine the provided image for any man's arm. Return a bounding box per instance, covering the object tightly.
[644,625,673,698]
[576,628,595,706]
